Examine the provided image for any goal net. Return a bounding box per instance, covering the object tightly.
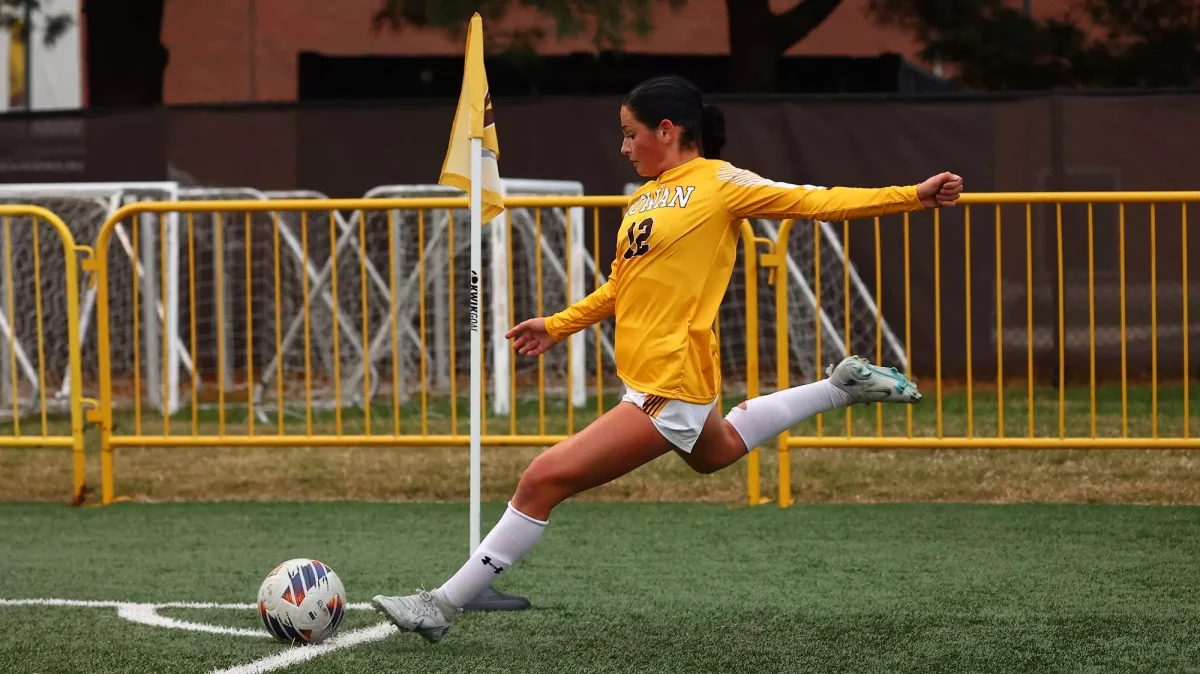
[120,181,617,424]
[0,182,180,418]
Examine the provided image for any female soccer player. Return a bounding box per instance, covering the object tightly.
[374,75,963,642]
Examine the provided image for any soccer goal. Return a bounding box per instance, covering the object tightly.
[159,182,612,423]
[0,182,181,417]
[165,186,369,420]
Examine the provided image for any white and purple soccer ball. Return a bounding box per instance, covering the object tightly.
[257,558,346,645]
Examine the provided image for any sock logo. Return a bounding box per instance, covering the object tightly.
[481,556,504,574]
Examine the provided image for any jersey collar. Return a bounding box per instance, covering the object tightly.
[655,156,705,182]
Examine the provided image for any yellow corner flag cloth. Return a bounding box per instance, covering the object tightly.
[439,13,504,223]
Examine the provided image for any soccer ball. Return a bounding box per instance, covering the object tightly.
[257,558,347,645]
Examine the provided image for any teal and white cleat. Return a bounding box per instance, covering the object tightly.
[825,355,921,404]
[371,590,459,644]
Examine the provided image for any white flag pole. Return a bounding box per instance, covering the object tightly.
[468,135,483,554]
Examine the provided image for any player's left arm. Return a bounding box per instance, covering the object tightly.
[717,164,963,221]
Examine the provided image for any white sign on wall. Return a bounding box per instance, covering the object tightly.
[0,0,82,112]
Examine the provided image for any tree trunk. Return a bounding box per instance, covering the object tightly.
[726,0,845,93]
[84,0,168,107]
[728,31,782,92]
[726,0,781,92]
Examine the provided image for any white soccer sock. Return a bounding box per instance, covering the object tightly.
[725,380,853,451]
[435,502,547,609]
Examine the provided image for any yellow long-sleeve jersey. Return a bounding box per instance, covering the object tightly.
[544,157,925,404]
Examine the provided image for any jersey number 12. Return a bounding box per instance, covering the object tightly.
[622,218,654,260]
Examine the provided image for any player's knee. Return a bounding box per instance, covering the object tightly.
[688,457,723,475]
[695,428,749,474]
[514,451,575,509]
[521,451,564,487]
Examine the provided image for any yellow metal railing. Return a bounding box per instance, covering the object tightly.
[89,196,770,504]
[0,206,88,503]
[3,190,1195,508]
[754,192,1200,507]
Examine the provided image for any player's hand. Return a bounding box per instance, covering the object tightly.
[917,172,963,209]
[505,317,557,356]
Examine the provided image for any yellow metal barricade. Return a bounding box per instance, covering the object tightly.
[750,192,1200,507]
[0,206,88,503]
[84,190,1200,508]
[89,197,767,505]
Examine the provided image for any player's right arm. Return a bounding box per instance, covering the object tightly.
[544,279,617,342]
[536,189,645,345]
[507,258,618,357]
[506,282,614,357]
[508,190,647,356]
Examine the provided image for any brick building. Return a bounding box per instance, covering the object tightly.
[161,0,943,105]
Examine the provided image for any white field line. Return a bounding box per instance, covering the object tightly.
[210,623,398,674]
[0,598,270,638]
[117,603,270,638]
[1,597,400,674]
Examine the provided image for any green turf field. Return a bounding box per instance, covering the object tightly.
[2,501,1198,673]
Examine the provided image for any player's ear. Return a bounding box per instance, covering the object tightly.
[657,119,674,145]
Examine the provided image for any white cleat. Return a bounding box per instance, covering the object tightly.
[825,355,921,405]
[371,590,459,644]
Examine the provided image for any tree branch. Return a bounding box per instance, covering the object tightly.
[776,0,845,46]
[374,0,686,51]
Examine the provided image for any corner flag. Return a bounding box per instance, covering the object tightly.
[439,13,504,223]
[438,14,529,614]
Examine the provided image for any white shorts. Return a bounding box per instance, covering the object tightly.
[621,386,717,453]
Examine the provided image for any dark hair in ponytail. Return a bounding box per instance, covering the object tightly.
[701,103,726,160]
[623,75,726,160]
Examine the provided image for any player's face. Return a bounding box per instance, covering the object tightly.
[620,106,669,177]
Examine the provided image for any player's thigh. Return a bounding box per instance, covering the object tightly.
[521,401,674,494]
[675,405,748,474]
